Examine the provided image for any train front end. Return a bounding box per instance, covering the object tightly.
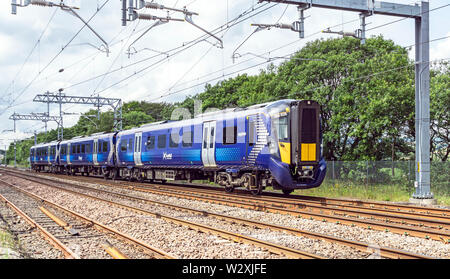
[267,100,326,193]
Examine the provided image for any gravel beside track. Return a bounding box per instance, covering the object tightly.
[0,183,156,259]
[13,176,366,258]
[25,173,450,259]
[0,199,64,259]
[3,175,284,259]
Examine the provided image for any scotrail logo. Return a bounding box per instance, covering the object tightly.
[163,152,173,160]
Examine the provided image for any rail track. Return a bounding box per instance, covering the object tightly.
[0,168,439,259]
[19,169,449,243]
[27,169,450,219]
[0,170,329,259]
[0,179,175,259]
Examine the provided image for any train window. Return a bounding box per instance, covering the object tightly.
[146,135,155,150]
[182,131,193,147]
[72,145,76,154]
[223,125,237,145]
[169,131,180,148]
[77,145,81,154]
[120,140,127,152]
[203,128,207,148]
[248,120,256,146]
[157,134,166,149]
[81,144,85,154]
[210,127,215,148]
[86,144,91,154]
[128,138,133,152]
[301,108,317,143]
[274,115,289,142]
[103,141,108,153]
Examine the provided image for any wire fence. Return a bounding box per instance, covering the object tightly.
[324,161,450,197]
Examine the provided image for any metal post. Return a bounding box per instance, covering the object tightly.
[332,160,335,187]
[122,0,127,26]
[413,1,432,200]
[359,13,367,44]
[46,91,50,135]
[59,89,63,140]
[13,118,16,167]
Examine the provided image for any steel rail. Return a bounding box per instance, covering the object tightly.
[30,171,448,243]
[142,184,450,230]
[1,170,440,258]
[2,173,324,259]
[146,183,450,221]
[0,189,79,259]
[26,174,435,258]
[0,180,175,259]
[7,168,449,217]
[28,168,450,218]
[4,169,450,242]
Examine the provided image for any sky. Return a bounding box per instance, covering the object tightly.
[0,0,449,147]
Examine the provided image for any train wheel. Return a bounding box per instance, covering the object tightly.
[224,185,234,193]
[282,189,293,195]
[250,186,262,196]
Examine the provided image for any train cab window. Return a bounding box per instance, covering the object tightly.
[128,138,133,152]
[103,141,108,153]
[274,115,289,142]
[120,140,127,152]
[157,134,166,149]
[223,125,237,145]
[169,131,180,148]
[146,135,155,150]
[182,131,193,147]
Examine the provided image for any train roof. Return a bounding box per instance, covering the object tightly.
[60,132,116,144]
[31,141,58,148]
[119,99,295,135]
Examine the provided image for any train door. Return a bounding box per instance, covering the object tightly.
[246,115,258,165]
[201,121,217,167]
[93,139,99,165]
[67,143,71,165]
[134,132,143,166]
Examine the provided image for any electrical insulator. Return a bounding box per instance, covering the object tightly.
[137,13,158,21]
[145,2,164,10]
[31,0,53,7]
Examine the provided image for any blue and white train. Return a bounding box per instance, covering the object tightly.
[30,99,326,195]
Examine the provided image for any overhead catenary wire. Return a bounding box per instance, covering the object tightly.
[142,2,450,102]
[0,0,112,117]
[53,1,277,99]
[2,8,59,104]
